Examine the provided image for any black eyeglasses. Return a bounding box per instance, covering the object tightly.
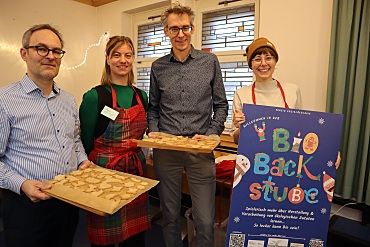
[168,26,192,35]
[25,46,66,59]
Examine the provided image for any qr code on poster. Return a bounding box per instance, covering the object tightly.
[309,239,324,247]
[228,233,245,247]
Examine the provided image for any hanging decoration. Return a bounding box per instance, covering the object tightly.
[62,32,109,70]
[0,32,109,70]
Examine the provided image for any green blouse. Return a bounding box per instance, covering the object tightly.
[79,84,148,154]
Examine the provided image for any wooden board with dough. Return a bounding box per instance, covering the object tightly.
[133,132,220,153]
[43,164,159,216]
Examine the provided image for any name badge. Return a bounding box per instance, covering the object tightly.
[101,106,119,120]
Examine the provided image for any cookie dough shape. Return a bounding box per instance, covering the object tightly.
[86,185,98,192]
[110,186,123,192]
[70,170,83,176]
[66,175,78,182]
[124,182,135,187]
[54,174,66,181]
[91,190,104,197]
[130,177,141,183]
[120,194,132,200]
[137,185,145,190]
[127,188,138,194]
[85,177,100,184]
[72,181,85,187]
[99,182,112,189]
[105,178,123,183]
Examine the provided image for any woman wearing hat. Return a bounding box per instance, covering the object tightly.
[231,37,302,144]
[231,38,340,168]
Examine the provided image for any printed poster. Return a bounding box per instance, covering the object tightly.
[226,104,344,247]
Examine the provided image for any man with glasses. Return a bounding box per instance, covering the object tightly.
[147,3,228,247]
[0,24,90,247]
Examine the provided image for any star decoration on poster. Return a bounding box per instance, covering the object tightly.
[327,160,334,167]
[318,118,325,124]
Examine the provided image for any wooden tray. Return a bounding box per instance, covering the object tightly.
[43,164,159,216]
[133,134,220,153]
[43,184,117,216]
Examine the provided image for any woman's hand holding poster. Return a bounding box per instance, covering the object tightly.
[226,104,343,247]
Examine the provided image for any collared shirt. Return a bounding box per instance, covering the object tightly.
[148,46,228,136]
[0,75,88,194]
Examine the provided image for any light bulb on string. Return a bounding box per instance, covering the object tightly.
[0,44,19,53]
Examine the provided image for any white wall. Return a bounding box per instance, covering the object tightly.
[0,0,333,111]
[259,0,333,111]
[0,0,98,105]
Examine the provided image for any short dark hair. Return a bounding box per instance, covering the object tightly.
[22,24,64,48]
[251,47,278,60]
[161,2,195,27]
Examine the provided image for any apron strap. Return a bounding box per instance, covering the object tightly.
[105,150,144,176]
[252,79,289,108]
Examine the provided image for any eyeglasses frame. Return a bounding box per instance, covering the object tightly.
[251,55,275,64]
[25,45,66,58]
[167,26,193,36]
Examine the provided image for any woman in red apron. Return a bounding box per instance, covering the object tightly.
[79,36,150,247]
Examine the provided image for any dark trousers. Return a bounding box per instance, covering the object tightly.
[1,189,79,247]
[91,231,146,247]
[153,150,216,247]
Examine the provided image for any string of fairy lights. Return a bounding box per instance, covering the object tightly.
[62,32,109,70]
[0,32,109,70]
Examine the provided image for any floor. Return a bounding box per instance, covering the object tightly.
[0,190,192,247]
[71,206,190,247]
[326,215,370,247]
[1,192,370,247]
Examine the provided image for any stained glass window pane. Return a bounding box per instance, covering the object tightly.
[136,67,151,94]
[202,5,255,52]
[137,22,171,58]
[221,61,253,120]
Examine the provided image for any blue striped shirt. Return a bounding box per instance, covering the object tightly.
[0,75,88,194]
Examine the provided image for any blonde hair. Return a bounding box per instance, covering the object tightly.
[100,36,135,86]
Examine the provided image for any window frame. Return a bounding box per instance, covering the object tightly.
[194,0,260,62]
[132,7,167,69]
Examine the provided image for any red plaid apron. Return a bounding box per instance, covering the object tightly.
[87,85,150,245]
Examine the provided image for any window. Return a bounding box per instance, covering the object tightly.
[221,61,252,120]
[136,67,151,94]
[198,1,258,121]
[132,7,168,89]
[137,22,171,58]
[201,4,255,53]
